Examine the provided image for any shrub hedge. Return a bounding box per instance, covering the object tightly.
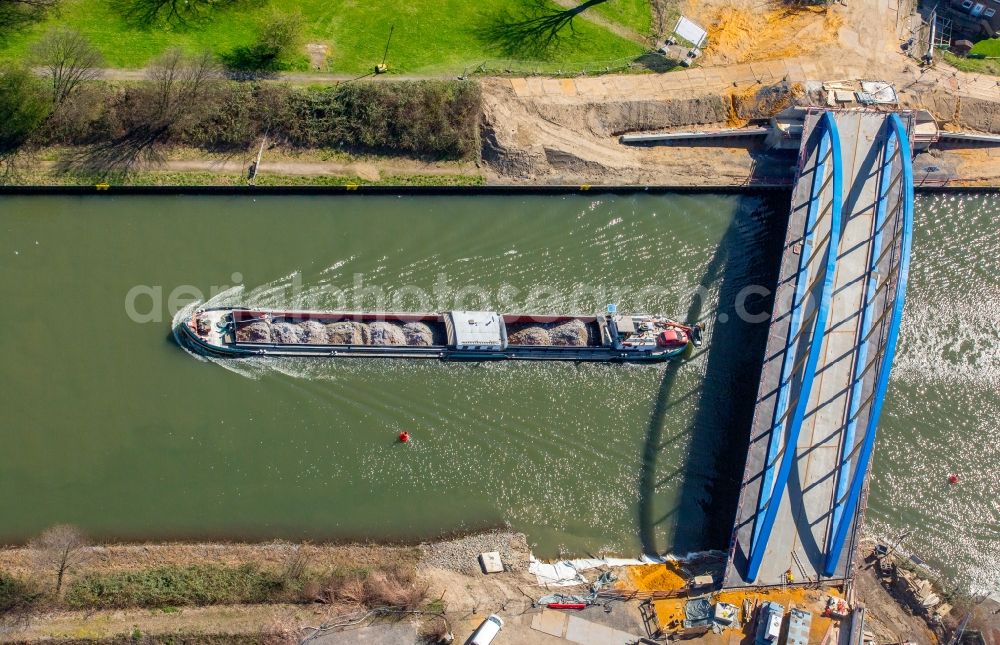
[64,564,283,609]
[0,571,42,612]
[36,80,482,160]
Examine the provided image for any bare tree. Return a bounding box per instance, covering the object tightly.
[30,524,89,594]
[147,48,219,120]
[59,48,220,176]
[31,27,104,105]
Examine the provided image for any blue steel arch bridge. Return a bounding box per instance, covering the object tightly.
[723,110,915,587]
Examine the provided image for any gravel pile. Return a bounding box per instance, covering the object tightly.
[420,531,530,575]
[234,319,444,346]
[326,321,369,344]
[508,326,551,345]
[369,321,406,345]
[236,321,271,343]
[549,319,589,346]
[401,321,435,346]
[270,322,304,344]
[507,320,591,347]
[298,320,328,343]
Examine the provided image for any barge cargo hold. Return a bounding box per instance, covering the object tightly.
[177,307,703,362]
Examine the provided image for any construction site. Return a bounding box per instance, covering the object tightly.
[481,0,1000,190]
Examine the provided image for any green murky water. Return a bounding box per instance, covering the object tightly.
[0,192,995,595]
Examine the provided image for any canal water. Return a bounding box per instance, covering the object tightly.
[0,192,996,595]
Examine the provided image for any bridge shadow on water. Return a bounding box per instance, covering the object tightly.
[637,192,788,556]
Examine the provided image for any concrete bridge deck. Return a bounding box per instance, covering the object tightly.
[724,110,914,587]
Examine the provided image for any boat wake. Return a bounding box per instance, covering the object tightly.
[894,296,1000,389]
[172,270,371,381]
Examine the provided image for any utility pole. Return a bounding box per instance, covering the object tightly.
[376,25,394,74]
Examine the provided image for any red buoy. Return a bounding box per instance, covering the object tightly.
[948,473,959,485]
[399,431,411,443]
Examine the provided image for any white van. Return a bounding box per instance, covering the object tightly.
[469,614,504,645]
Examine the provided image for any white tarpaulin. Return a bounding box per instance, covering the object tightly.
[860,81,898,104]
[673,16,708,47]
[528,555,667,587]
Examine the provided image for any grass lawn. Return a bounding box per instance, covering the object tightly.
[0,0,646,74]
[942,50,1000,76]
[970,36,1000,57]
[592,0,654,36]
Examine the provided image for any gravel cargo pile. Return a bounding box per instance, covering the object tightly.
[236,321,271,343]
[401,322,435,346]
[298,320,328,343]
[369,321,407,345]
[270,322,304,344]
[236,319,444,346]
[507,320,591,347]
[549,319,589,346]
[326,321,370,344]
[508,326,551,345]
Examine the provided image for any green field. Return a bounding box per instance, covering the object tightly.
[0,0,649,74]
[942,50,1000,76]
[971,36,1000,57]
[593,0,654,35]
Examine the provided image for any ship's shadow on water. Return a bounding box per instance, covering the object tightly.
[638,193,788,556]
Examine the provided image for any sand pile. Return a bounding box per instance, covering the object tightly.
[701,3,842,65]
[625,563,688,593]
[727,81,804,127]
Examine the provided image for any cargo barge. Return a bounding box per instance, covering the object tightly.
[177,306,702,362]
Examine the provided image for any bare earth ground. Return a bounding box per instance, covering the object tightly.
[853,564,940,645]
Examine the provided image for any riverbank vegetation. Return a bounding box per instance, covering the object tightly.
[0,0,648,74]
[1,526,429,615]
[0,44,483,184]
[9,168,486,187]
